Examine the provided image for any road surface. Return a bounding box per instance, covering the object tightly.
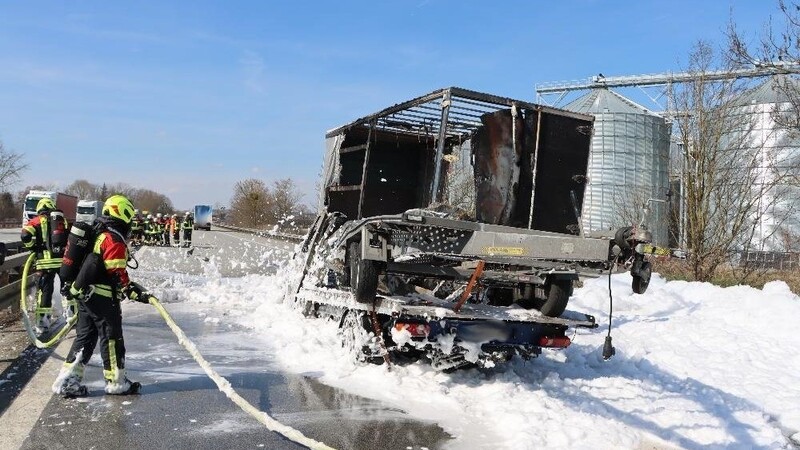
[0,229,451,450]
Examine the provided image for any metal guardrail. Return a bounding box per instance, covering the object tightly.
[0,241,32,312]
[0,218,21,229]
[213,223,306,242]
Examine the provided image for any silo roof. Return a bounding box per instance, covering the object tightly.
[735,74,800,106]
[564,88,660,116]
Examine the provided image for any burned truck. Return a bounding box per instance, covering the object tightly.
[295,87,652,369]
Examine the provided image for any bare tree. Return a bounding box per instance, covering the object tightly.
[64,179,100,200]
[270,178,303,227]
[672,42,793,281]
[728,1,800,102]
[129,188,173,213]
[0,141,27,191]
[229,178,270,228]
[0,191,16,220]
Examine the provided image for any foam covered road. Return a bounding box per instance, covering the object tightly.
[2,229,450,450]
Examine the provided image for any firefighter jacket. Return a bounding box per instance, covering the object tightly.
[130,217,143,232]
[21,210,69,270]
[73,219,131,299]
[181,217,194,230]
[144,220,157,235]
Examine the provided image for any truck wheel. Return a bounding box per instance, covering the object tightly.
[539,279,572,318]
[349,242,379,304]
[632,261,652,294]
[339,310,369,363]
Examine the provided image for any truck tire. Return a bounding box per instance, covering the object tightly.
[339,310,370,363]
[349,242,379,304]
[539,279,572,318]
[632,261,652,294]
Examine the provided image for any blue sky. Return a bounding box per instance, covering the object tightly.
[0,1,779,210]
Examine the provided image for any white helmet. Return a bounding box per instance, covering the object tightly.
[156,213,162,218]
[147,214,153,219]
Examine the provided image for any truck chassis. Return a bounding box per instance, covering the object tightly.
[295,87,653,369]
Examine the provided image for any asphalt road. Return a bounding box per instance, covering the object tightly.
[0,229,451,450]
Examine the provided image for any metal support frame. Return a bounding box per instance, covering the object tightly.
[528,108,543,229]
[534,64,800,110]
[430,90,452,205]
[356,121,375,220]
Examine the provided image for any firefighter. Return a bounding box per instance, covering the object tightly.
[21,198,69,333]
[154,213,163,245]
[144,214,156,245]
[52,194,152,397]
[170,214,180,246]
[130,210,143,246]
[163,213,172,246]
[181,211,193,248]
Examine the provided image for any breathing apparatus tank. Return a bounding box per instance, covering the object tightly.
[59,221,97,285]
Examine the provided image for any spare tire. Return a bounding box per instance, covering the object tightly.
[539,279,572,318]
[349,242,379,303]
[632,261,652,294]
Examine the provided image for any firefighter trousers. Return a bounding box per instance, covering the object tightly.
[65,292,127,383]
[36,269,58,312]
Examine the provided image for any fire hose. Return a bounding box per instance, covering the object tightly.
[20,252,335,450]
[146,292,336,450]
[19,254,78,349]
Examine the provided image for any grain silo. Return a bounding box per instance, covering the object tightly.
[731,75,800,252]
[564,88,671,245]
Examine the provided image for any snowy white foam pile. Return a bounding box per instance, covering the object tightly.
[134,242,800,449]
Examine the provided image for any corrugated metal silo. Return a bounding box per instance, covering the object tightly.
[732,75,800,251]
[564,89,671,245]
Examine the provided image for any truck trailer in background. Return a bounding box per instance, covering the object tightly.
[76,200,103,223]
[22,191,79,225]
[193,204,212,230]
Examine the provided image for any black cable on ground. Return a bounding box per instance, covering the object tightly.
[602,263,616,360]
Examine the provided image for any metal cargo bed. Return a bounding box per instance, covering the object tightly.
[296,285,597,329]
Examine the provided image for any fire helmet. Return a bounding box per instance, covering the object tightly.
[102,195,135,224]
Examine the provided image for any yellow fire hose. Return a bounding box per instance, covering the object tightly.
[19,253,78,349]
[19,251,333,449]
[148,294,335,450]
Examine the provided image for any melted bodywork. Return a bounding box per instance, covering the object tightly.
[473,109,523,225]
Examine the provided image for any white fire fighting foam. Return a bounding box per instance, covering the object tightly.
[134,241,800,450]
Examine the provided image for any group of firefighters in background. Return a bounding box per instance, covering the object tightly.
[130,210,194,247]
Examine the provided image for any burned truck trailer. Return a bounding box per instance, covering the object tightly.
[296,87,652,369]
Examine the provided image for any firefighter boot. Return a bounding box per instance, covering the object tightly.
[105,369,141,395]
[52,361,88,398]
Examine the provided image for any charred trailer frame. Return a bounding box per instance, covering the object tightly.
[306,86,651,329]
[321,87,594,234]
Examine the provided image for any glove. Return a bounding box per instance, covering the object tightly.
[125,284,151,304]
[60,283,73,299]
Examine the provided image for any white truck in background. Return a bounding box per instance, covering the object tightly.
[193,204,212,231]
[22,190,78,225]
[76,200,103,223]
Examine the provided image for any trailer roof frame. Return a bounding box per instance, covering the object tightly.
[325,86,593,139]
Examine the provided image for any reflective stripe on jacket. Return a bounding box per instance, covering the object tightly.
[90,230,131,297]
